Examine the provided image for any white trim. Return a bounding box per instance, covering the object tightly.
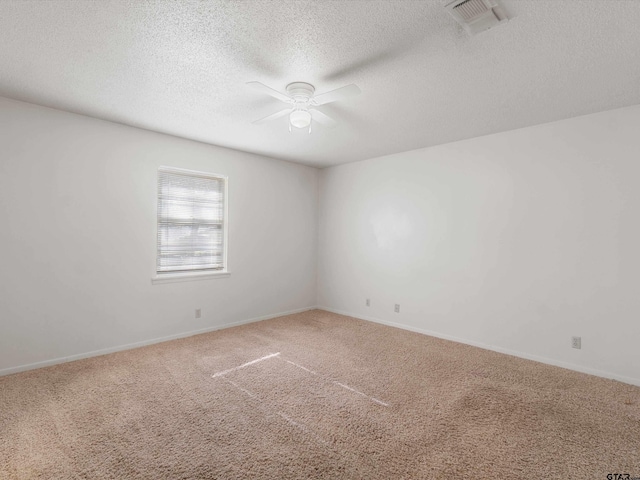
[158,165,228,181]
[222,170,229,273]
[318,306,640,388]
[152,270,230,284]
[0,306,318,377]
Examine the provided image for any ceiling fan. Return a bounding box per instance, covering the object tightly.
[247,81,361,133]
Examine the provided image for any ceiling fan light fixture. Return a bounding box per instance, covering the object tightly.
[290,109,312,129]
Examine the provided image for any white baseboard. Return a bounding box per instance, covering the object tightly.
[0,306,318,377]
[318,306,640,388]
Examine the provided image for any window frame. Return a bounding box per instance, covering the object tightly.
[151,166,229,284]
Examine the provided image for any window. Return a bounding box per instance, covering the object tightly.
[155,167,227,279]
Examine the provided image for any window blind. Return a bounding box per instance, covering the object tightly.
[157,168,226,274]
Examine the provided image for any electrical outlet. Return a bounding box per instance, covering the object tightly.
[195,309,201,319]
[366,298,370,307]
[571,336,581,349]
[394,304,400,313]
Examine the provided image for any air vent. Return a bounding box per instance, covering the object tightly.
[445,0,508,35]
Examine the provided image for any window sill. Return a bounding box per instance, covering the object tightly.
[151,271,231,285]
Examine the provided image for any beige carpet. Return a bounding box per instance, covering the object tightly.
[1,309,639,479]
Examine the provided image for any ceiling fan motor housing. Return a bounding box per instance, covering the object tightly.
[286,82,315,103]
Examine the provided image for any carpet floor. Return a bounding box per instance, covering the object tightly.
[1,309,639,479]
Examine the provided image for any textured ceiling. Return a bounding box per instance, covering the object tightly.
[1,0,640,168]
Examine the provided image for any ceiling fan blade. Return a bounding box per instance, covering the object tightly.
[310,109,337,128]
[246,81,292,103]
[252,108,291,124]
[312,84,361,106]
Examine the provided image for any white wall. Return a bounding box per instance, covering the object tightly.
[0,97,318,374]
[4,95,639,387]
[318,105,640,386]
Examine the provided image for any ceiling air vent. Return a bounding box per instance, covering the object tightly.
[445,0,508,35]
